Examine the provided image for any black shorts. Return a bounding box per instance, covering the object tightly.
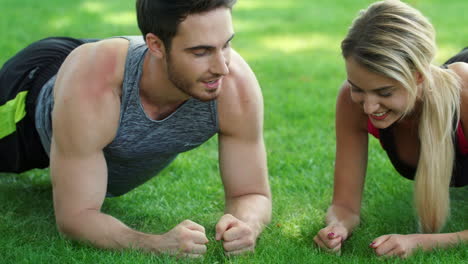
[0,37,86,173]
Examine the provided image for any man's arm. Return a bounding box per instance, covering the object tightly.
[215,50,272,255]
[50,39,208,257]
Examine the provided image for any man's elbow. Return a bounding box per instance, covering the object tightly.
[54,209,93,240]
[55,214,80,238]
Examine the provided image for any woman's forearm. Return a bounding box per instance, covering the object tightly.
[326,204,360,233]
[417,230,468,250]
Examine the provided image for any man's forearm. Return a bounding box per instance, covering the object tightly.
[57,209,162,252]
[225,194,271,237]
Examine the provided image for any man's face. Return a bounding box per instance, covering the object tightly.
[166,7,235,102]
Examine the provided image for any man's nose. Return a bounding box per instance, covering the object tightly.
[210,51,230,76]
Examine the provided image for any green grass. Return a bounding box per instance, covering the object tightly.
[1,0,467,263]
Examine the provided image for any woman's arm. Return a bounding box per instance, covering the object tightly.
[314,82,369,252]
[370,230,468,258]
[369,63,468,258]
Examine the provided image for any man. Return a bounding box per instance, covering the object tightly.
[0,0,271,257]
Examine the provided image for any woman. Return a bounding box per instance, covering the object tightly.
[314,0,467,258]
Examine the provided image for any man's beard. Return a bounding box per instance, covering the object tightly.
[166,58,219,102]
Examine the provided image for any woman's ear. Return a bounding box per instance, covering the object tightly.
[415,71,424,84]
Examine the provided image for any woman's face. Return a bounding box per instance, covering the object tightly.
[345,57,412,129]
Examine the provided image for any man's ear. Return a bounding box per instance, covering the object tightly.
[145,33,166,59]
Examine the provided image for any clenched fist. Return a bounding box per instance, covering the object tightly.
[159,220,209,257]
[215,214,256,255]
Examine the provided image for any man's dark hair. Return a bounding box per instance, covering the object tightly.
[136,0,237,50]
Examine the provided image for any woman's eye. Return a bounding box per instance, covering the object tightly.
[378,90,394,97]
[351,87,362,93]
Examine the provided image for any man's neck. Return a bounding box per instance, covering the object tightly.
[139,53,189,120]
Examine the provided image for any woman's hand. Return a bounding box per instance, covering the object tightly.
[313,223,350,254]
[370,231,466,258]
[370,234,422,258]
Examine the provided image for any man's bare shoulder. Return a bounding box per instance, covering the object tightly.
[52,38,130,150]
[227,50,260,90]
[219,50,262,110]
[217,49,263,136]
[55,38,130,99]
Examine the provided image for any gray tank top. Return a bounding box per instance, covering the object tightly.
[35,36,219,197]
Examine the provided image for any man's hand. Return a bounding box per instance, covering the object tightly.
[314,223,350,254]
[159,220,209,258]
[215,214,256,255]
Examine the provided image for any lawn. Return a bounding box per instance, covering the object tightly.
[0,0,467,263]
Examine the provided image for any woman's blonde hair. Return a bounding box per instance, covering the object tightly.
[341,0,461,233]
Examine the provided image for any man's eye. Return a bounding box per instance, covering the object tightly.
[193,50,208,57]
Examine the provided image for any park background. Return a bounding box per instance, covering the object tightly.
[0,0,466,263]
